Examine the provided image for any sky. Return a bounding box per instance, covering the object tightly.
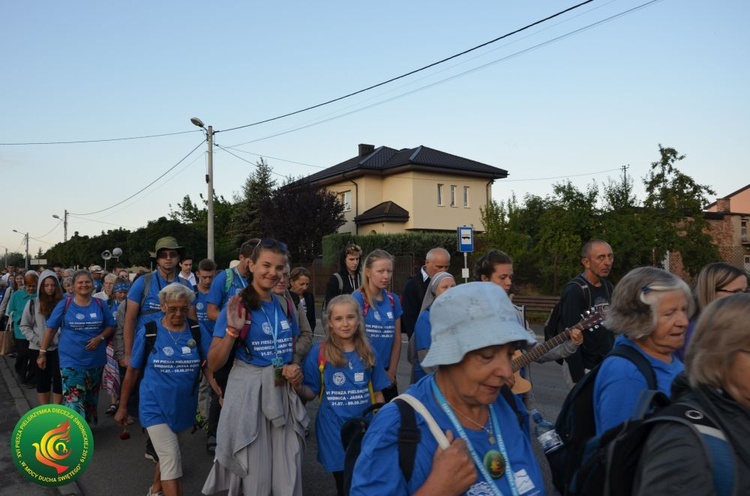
[2,0,748,260]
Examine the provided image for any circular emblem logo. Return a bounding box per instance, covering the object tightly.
[162,346,174,356]
[75,313,85,320]
[332,372,346,386]
[11,405,94,486]
[261,322,273,336]
[196,302,204,310]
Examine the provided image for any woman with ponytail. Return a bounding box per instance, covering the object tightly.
[353,249,401,402]
[202,239,308,496]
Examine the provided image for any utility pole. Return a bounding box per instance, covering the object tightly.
[52,210,69,242]
[13,230,30,271]
[190,117,215,260]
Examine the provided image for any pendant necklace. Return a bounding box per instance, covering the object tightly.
[448,402,496,445]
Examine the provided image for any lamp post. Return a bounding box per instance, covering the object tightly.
[13,230,29,270]
[52,210,68,242]
[191,117,215,260]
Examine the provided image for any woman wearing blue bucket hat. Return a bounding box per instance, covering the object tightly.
[350,281,545,496]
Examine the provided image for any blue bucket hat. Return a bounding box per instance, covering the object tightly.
[421,282,535,368]
[113,281,131,293]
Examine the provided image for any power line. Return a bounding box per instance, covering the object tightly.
[230,0,661,147]
[219,145,325,169]
[501,167,623,182]
[68,214,135,230]
[0,129,200,147]
[219,0,594,134]
[36,220,62,239]
[215,144,291,179]
[70,141,205,216]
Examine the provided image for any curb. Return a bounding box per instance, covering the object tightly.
[0,356,84,496]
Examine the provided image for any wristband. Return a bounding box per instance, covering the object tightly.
[225,327,239,339]
[39,349,47,354]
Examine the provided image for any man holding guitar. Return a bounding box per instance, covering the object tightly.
[474,250,585,403]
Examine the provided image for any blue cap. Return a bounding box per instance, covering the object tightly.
[421,282,535,368]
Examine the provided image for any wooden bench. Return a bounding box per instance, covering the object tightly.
[512,295,559,313]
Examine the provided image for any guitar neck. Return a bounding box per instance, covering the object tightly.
[512,328,572,372]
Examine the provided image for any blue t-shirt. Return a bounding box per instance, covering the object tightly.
[412,308,433,382]
[128,272,190,328]
[352,290,403,369]
[193,289,216,336]
[213,296,299,366]
[302,341,391,472]
[206,268,247,312]
[130,320,212,432]
[350,376,544,496]
[47,298,117,369]
[593,336,684,435]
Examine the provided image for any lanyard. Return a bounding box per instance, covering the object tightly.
[233,267,247,289]
[260,301,280,356]
[431,378,519,496]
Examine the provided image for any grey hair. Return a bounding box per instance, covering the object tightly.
[686,293,750,389]
[426,247,450,262]
[603,266,693,340]
[103,273,118,284]
[158,282,195,306]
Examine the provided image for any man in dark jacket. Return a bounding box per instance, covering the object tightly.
[561,239,615,387]
[401,247,450,339]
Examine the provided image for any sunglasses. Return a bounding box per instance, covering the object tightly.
[256,239,288,254]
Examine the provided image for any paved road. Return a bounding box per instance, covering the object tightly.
[1,329,568,496]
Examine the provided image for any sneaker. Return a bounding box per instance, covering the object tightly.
[145,438,159,463]
[206,435,217,455]
[105,404,117,416]
[146,486,164,496]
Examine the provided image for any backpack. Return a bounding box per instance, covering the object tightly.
[569,390,735,496]
[543,276,590,343]
[547,346,735,496]
[360,290,396,318]
[340,386,523,496]
[142,318,204,395]
[62,296,105,322]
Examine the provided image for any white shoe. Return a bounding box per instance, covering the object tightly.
[146,487,164,496]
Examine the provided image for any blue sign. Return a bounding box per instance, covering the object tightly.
[457,226,474,253]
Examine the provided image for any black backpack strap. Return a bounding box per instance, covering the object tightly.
[609,345,657,390]
[394,398,420,483]
[141,320,158,371]
[500,385,524,428]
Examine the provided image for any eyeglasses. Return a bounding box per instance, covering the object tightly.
[158,250,180,259]
[165,305,190,314]
[716,287,750,294]
[256,239,288,254]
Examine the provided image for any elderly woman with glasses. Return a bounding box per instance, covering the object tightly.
[593,266,693,435]
[116,282,212,496]
[634,293,750,495]
[203,239,308,496]
[675,262,749,361]
[350,282,544,496]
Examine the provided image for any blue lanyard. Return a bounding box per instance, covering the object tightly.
[233,267,247,289]
[431,378,519,496]
[260,301,280,356]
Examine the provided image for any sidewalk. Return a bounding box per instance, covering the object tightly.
[0,356,80,496]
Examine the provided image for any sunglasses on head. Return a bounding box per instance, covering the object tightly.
[257,239,288,254]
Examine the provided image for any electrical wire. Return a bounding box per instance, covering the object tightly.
[501,167,623,182]
[219,145,325,169]
[69,141,205,216]
[36,220,62,239]
[215,144,291,179]
[230,0,661,147]
[67,214,135,230]
[0,130,201,146]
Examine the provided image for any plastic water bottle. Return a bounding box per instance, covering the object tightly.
[531,410,563,454]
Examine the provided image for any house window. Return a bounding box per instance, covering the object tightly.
[450,185,457,207]
[338,191,351,212]
[463,186,470,207]
[437,184,444,206]
[742,219,748,242]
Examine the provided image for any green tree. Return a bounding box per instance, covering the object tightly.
[230,158,276,245]
[642,145,718,276]
[260,178,345,263]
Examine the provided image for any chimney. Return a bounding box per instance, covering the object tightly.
[358,143,375,157]
[716,198,731,213]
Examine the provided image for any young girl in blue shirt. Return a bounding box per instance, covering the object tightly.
[296,294,390,496]
[352,249,402,402]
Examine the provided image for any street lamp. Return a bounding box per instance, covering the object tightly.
[191,117,215,260]
[52,210,68,242]
[13,229,29,270]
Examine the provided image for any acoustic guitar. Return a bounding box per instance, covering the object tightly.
[510,305,607,394]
